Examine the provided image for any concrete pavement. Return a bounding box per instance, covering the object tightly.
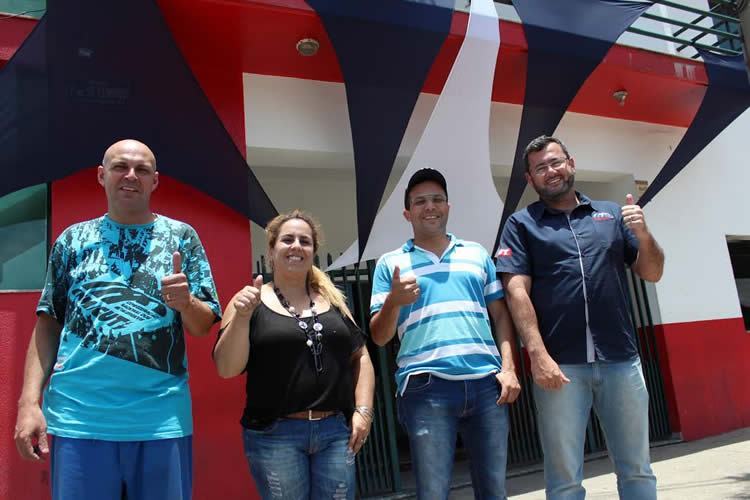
[454,427,750,499]
[380,427,750,499]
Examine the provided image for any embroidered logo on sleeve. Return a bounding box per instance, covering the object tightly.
[592,212,615,221]
[495,248,513,258]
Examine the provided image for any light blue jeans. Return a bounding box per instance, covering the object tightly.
[397,374,510,500]
[533,357,657,500]
[242,413,356,500]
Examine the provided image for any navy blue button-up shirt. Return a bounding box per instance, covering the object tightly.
[496,193,640,364]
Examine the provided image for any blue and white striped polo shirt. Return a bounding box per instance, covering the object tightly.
[370,234,505,394]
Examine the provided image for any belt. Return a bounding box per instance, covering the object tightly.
[285,410,338,421]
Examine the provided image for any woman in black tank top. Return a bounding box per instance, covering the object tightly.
[213,210,375,500]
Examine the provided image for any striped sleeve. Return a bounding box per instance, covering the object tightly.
[370,256,392,314]
[482,250,504,302]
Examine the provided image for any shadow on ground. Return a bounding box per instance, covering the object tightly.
[377,428,750,499]
[504,428,750,498]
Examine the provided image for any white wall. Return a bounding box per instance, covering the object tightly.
[244,74,683,175]
[244,73,749,325]
[249,166,638,268]
[249,166,359,269]
[637,109,750,324]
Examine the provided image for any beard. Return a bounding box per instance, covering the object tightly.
[534,173,575,202]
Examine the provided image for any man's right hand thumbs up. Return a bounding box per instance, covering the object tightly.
[233,274,264,318]
[389,265,421,306]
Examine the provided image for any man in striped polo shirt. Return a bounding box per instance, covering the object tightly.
[370,168,520,499]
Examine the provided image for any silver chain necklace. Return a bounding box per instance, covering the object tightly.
[274,286,325,373]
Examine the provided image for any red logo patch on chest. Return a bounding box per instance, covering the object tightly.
[592,212,615,221]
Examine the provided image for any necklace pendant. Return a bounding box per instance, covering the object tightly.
[298,320,308,330]
[288,305,296,314]
[313,322,323,332]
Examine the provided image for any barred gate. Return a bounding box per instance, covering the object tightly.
[254,257,673,497]
[326,259,402,496]
[626,268,672,443]
[507,268,674,468]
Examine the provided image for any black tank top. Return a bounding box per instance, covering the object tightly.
[240,303,365,430]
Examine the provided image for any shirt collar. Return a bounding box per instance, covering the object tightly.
[402,233,463,253]
[529,192,593,221]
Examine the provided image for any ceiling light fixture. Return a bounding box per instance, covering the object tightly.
[612,89,628,106]
[296,38,320,57]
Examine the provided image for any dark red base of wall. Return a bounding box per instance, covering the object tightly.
[0,292,51,500]
[1,169,259,500]
[654,317,750,441]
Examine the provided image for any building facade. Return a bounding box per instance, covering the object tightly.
[1,1,750,498]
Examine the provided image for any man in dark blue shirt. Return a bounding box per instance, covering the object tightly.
[497,135,664,500]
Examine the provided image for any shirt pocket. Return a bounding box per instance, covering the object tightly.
[591,215,621,251]
[530,232,579,277]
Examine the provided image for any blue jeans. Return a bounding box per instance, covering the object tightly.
[397,374,510,500]
[242,413,356,500]
[49,435,192,500]
[533,358,657,500]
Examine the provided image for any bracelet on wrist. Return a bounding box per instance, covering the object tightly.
[354,405,374,422]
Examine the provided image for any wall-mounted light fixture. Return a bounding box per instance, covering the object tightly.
[296,38,320,57]
[612,89,628,106]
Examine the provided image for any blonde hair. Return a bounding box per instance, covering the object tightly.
[265,210,353,319]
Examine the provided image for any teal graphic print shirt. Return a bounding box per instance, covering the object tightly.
[37,214,221,440]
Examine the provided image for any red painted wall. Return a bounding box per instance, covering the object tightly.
[0,292,52,500]
[654,317,750,441]
[1,168,260,499]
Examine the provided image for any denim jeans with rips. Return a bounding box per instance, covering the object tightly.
[397,373,510,500]
[242,413,356,500]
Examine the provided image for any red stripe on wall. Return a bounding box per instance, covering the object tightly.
[0,16,36,68]
[53,168,258,499]
[653,317,750,441]
[154,1,707,127]
[0,169,258,500]
[0,292,52,500]
[2,3,708,130]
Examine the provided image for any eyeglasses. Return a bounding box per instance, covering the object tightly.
[410,194,447,207]
[531,157,568,177]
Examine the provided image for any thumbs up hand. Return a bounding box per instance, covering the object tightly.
[233,275,264,318]
[388,265,420,307]
[172,252,182,274]
[621,193,648,239]
[162,251,192,311]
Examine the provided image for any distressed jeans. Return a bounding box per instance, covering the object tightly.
[242,413,356,500]
[533,357,657,500]
[397,374,510,500]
